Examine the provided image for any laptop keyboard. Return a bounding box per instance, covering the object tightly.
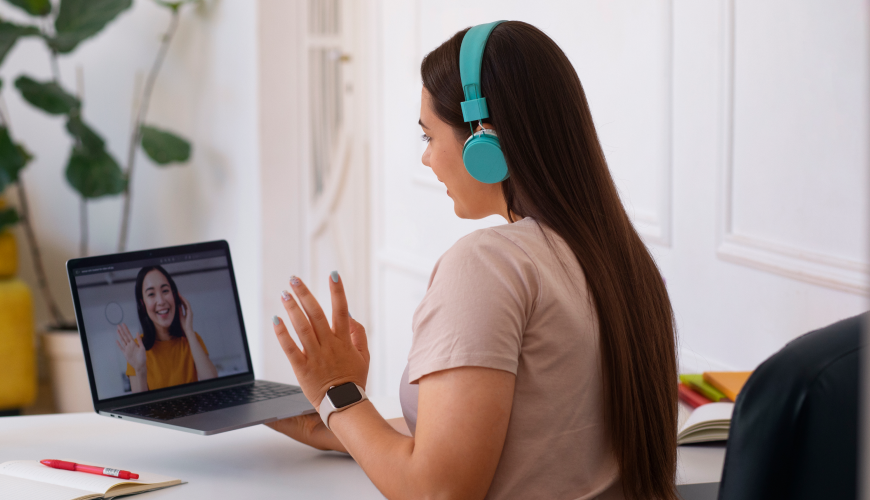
[117,382,303,421]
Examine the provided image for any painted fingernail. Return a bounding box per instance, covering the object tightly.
[331,270,339,283]
[272,315,280,326]
[290,275,301,286]
[281,290,291,301]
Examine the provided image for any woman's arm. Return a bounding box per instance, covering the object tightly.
[267,410,411,451]
[331,367,514,500]
[272,275,515,499]
[129,373,149,393]
[178,294,218,381]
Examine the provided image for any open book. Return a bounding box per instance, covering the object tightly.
[0,460,182,500]
[677,402,734,445]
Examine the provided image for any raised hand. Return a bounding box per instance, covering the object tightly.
[116,323,146,373]
[178,293,195,336]
[273,272,370,411]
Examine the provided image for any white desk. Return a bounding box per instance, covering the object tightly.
[0,401,725,499]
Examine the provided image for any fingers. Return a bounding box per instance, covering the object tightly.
[288,276,332,340]
[349,318,369,363]
[272,314,305,365]
[280,288,320,353]
[329,271,351,340]
[118,324,132,344]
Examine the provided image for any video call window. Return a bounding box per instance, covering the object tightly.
[74,252,249,401]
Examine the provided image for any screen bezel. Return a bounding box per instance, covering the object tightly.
[66,240,255,413]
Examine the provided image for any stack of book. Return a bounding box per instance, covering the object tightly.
[678,371,752,409]
[676,371,752,445]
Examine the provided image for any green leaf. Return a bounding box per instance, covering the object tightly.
[65,146,126,199]
[154,0,198,11]
[0,126,31,192]
[15,75,80,115]
[154,0,182,10]
[0,21,40,66]
[6,0,52,17]
[66,115,105,154]
[0,207,19,233]
[50,0,133,54]
[140,125,191,165]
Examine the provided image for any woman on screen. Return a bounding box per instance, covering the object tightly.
[116,265,218,393]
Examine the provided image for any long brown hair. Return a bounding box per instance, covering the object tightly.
[421,22,678,499]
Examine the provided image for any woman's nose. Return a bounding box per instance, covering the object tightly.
[421,144,431,168]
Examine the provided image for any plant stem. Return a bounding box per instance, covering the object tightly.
[0,93,68,328]
[16,178,67,328]
[79,198,87,257]
[49,52,60,82]
[74,66,88,257]
[118,8,181,252]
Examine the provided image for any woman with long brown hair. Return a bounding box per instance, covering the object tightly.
[267,21,678,500]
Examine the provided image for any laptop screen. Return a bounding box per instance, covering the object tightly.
[69,242,252,402]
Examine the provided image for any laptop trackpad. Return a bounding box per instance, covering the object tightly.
[171,394,314,434]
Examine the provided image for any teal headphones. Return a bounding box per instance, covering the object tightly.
[459,21,509,184]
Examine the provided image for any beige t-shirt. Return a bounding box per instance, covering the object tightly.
[401,218,622,500]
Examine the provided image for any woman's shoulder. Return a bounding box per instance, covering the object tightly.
[176,332,207,349]
[443,218,547,264]
[429,219,545,290]
[442,220,537,265]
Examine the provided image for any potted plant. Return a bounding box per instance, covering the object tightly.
[0,0,194,412]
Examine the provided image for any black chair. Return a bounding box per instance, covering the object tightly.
[717,312,866,500]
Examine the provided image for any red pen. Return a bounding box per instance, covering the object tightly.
[40,459,139,480]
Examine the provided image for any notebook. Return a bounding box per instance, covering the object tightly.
[677,402,734,445]
[0,460,181,500]
[703,371,752,401]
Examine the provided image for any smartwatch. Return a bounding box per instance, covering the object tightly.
[318,382,368,430]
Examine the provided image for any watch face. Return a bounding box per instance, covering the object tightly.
[328,382,363,408]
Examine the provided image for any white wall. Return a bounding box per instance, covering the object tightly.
[367,0,870,398]
[3,0,264,375]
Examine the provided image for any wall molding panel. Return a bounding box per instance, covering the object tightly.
[635,0,674,248]
[716,0,869,295]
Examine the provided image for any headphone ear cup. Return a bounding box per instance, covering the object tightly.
[462,132,509,184]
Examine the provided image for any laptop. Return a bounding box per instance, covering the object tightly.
[66,240,314,435]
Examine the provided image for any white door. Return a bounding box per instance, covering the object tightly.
[257,0,371,384]
[306,0,370,327]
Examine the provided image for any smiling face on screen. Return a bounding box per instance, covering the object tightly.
[141,269,177,330]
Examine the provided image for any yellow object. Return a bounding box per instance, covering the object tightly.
[0,230,17,278]
[703,371,753,401]
[0,278,36,410]
[126,332,209,391]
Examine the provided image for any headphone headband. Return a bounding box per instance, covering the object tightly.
[459,21,504,124]
[458,21,510,184]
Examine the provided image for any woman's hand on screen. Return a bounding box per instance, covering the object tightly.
[178,294,195,336]
[272,273,369,411]
[116,323,146,373]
